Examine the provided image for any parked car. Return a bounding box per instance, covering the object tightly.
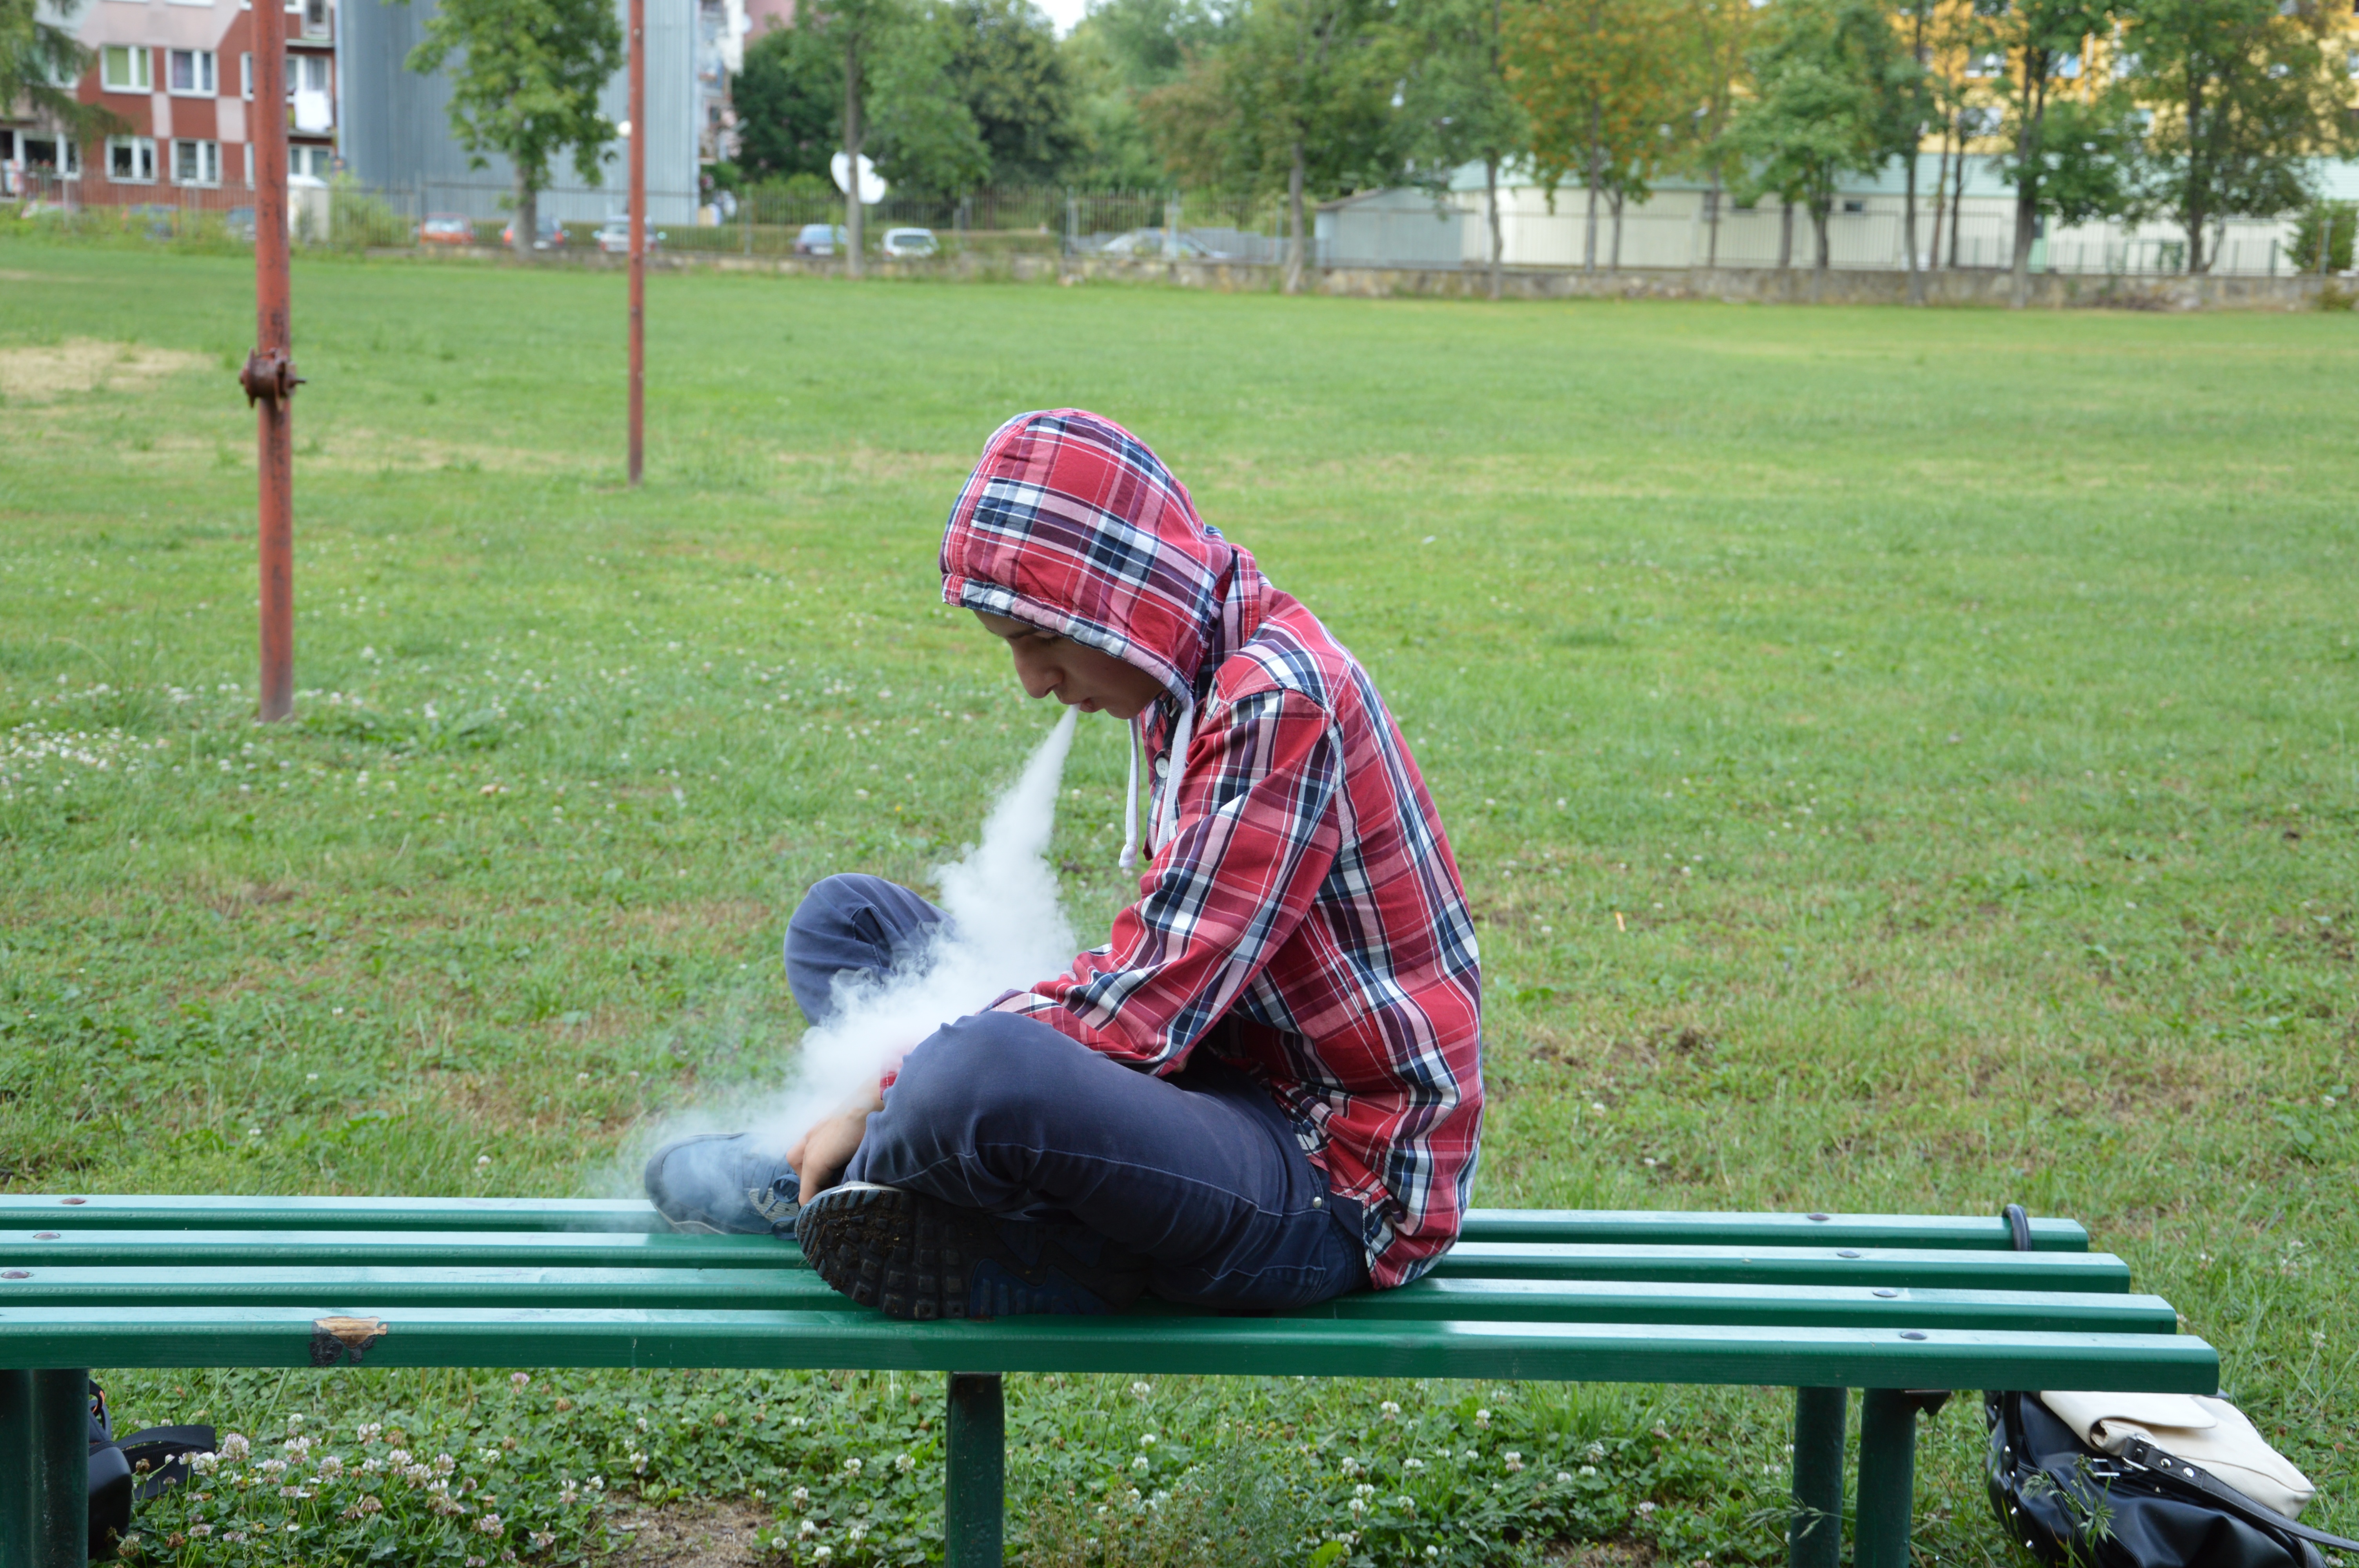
[881,226,938,258]
[592,217,665,254]
[420,213,475,246]
[500,214,567,249]
[794,222,849,256]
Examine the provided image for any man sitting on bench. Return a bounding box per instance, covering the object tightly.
[645,409,1484,1319]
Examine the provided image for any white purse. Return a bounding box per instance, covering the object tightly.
[2038,1390,2316,1521]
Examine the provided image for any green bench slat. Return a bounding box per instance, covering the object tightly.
[0,1196,2091,1252]
[0,1265,2177,1334]
[0,1306,2219,1389]
[0,1230,2130,1291]
[1427,1243,2130,1292]
[1458,1210,2089,1252]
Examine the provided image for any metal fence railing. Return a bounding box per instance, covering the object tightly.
[4,172,2333,278]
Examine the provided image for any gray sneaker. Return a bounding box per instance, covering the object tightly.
[643,1132,801,1235]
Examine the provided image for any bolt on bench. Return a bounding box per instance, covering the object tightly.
[0,1196,2214,1568]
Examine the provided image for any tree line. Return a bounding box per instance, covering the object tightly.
[731,0,2357,296]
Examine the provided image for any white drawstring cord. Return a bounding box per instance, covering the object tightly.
[1152,700,1195,854]
[1117,718,1141,870]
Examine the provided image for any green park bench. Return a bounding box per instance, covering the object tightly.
[0,1195,2214,1568]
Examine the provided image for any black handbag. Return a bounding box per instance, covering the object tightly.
[1983,1388,2359,1568]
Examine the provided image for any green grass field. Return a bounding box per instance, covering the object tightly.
[2,244,2354,1566]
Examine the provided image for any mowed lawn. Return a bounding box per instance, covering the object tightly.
[2,244,2354,1560]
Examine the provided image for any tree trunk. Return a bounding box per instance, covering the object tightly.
[1705,170,1722,270]
[1929,125,1952,273]
[1485,154,1502,301]
[1778,200,1793,271]
[843,36,864,280]
[1609,189,1624,272]
[1284,141,1306,294]
[2009,71,2046,309]
[1811,200,1829,301]
[2183,78,2207,274]
[1904,146,1922,303]
[1582,108,1601,274]
[512,170,535,260]
[1948,139,1966,269]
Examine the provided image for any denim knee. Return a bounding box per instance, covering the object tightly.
[884,1011,1079,1133]
[783,874,945,1026]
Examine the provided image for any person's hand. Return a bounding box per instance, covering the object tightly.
[787,1087,883,1205]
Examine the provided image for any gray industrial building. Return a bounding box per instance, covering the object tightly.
[338,0,703,225]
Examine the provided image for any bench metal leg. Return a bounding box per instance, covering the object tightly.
[1855,1388,1917,1568]
[2,1367,90,1568]
[1788,1386,1845,1568]
[945,1372,1004,1568]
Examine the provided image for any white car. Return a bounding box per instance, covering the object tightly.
[593,218,664,254]
[882,227,938,258]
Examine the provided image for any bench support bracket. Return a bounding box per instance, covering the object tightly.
[1787,1385,1845,1568]
[1,1367,90,1568]
[945,1372,1004,1568]
[1855,1388,1918,1568]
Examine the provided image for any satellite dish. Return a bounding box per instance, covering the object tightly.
[830,151,888,205]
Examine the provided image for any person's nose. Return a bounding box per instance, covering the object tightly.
[1012,648,1061,702]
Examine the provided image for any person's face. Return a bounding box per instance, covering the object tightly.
[974,610,1166,719]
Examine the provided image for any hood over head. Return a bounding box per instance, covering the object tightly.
[939,410,1266,722]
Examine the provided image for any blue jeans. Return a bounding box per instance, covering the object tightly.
[785,874,1370,1310]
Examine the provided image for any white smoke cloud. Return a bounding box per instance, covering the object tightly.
[736,708,1081,1162]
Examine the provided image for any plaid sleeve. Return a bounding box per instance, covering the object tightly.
[1014,689,1342,1069]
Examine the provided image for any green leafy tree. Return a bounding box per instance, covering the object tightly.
[405,0,623,258]
[734,22,843,181]
[1980,0,2139,303]
[1,0,119,148]
[1679,0,1756,270]
[1507,0,1694,273]
[1142,0,1396,292]
[945,0,1082,184]
[2125,0,2357,272]
[2289,198,2355,272]
[1061,0,1236,187]
[1720,0,1925,291]
[1392,0,1530,298]
[800,0,986,273]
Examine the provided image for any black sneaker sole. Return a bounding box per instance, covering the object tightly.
[794,1185,1145,1321]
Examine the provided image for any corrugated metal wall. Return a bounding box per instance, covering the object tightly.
[339,0,700,223]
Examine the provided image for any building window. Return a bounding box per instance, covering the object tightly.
[1840,198,1866,215]
[167,47,217,94]
[173,137,221,185]
[1966,49,2005,77]
[106,135,157,183]
[290,144,333,180]
[241,52,251,97]
[101,44,152,91]
[302,0,329,34]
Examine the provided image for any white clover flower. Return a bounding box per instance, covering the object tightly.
[1348,1498,1369,1517]
[1425,1547,1441,1560]
[1474,1409,1492,1428]
[509,1372,531,1390]
[317,1455,345,1480]
[358,1495,383,1515]
[636,1417,650,1433]
[1578,1466,1596,1478]
[842,1457,862,1475]
[189,1524,213,1538]
[222,1434,252,1462]
[847,1524,867,1544]
[791,1486,809,1510]
[402,1464,434,1487]
[1379,1400,1401,1420]
[1404,1458,1425,1471]
[1584,1441,1606,1461]
[1130,1381,1153,1399]
[190,1451,222,1475]
[798,1519,818,1540]
[434,1454,457,1475]
[257,1459,288,1476]
[361,1457,383,1475]
[387,1449,414,1468]
[587,1476,604,1491]
[1637,1501,1658,1515]
[476,1513,503,1535]
[628,1451,648,1474]
[1140,1434,1157,1446]
[894,1453,914,1474]
[1504,1452,1524,1472]
[1340,1457,1361,1477]
[1132,1456,1150,1473]
[812,1548,832,1565]
[1354,1484,1376,1499]
[287,1415,306,1429]
[357,1422,383,1443]
[1394,1495,1417,1514]
[284,1436,314,1458]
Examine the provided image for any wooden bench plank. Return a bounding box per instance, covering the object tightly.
[0,1266,2178,1332]
[0,1230,2133,1289]
[0,1197,2091,1252]
[0,1306,2219,1389]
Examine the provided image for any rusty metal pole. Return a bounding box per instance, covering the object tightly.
[626,0,645,487]
[242,0,300,721]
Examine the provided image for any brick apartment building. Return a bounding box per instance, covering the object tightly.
[2,0,338,205]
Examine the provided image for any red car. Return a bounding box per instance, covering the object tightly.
[419,213,474,246]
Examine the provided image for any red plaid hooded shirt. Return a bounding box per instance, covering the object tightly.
[939,410,1483,1288]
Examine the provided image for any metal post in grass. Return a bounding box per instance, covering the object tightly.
[1854,1388,1918,1568]
[626,0,646,488]
[1787,1386,1845,1568]
[944,1372,1004,1568]
[0,1367,91,1566]
[240,0,301,722]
